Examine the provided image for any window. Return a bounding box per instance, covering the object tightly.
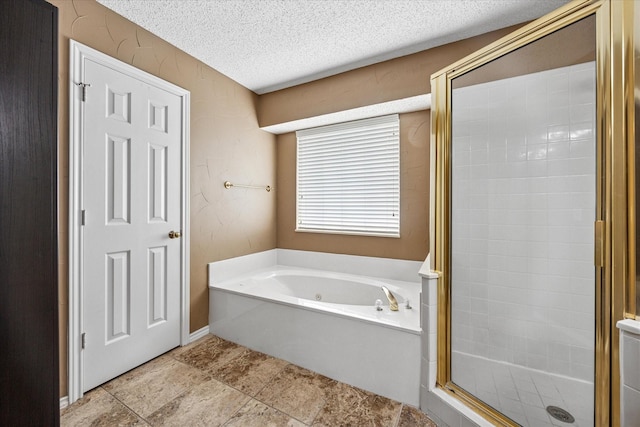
[296,114,400,237]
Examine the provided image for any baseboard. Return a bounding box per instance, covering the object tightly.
[189,325,210,343]
[60,396,69,410]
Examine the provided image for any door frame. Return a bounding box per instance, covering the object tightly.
[68,40,190,404]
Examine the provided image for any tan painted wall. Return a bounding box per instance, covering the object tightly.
[276,111,430,261]
[48,0,276,397]
[257,24,524,128]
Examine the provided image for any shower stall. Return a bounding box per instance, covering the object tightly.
[426,1,630,425]
[450,59,595,427]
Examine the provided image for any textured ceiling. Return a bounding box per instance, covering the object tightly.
[96,0,571,94]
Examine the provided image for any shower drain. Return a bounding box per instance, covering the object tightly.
[546,406,575,424]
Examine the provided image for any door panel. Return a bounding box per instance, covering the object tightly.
[148,246,168,325]
[82,59,182,391]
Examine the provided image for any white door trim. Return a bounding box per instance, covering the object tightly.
[68,40,190,404]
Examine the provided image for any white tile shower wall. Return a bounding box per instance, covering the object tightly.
[450,62,596,382]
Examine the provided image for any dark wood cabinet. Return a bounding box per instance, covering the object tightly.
[0,0,60,425]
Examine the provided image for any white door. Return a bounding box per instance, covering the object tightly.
[82,58,183,391]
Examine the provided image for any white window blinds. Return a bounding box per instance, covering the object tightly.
[296,114,400,237]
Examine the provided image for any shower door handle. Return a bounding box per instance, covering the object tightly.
[594,220,603,267]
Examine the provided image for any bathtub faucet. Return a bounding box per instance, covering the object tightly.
[381,286,399,311]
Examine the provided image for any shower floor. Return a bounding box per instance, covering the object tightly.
[452,351,593,427]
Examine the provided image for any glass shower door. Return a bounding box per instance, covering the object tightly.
[431,5,605,426]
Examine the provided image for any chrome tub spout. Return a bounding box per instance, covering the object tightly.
[381,286,399,311]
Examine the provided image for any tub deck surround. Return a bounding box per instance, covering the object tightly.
[618,319,640,427]
[212,266,421,333]
[208,249,423,406]
[209,249,423,284]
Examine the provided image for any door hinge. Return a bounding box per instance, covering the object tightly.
[594,220,604,267]
[77,82,91,102]
[81,333,86,350]
[81,209,85,226]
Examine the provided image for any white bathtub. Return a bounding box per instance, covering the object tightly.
[208,249,422,406]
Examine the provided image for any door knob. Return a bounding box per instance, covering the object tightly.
[168,230,181,239]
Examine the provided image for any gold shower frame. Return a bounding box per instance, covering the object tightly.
[430,0,636,425]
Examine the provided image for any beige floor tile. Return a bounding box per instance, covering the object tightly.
[311,381,402,427]
[224,399,307,427]
[256,364,336,424]
[166,334,214,358]
[172,334,246,372]
[102,354,209,417]
[397,405,437,427]
[60,387,147,426]
[211,347,288,396]
[145,378,251,427]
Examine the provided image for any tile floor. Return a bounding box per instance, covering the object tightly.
[61,334,436,426]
